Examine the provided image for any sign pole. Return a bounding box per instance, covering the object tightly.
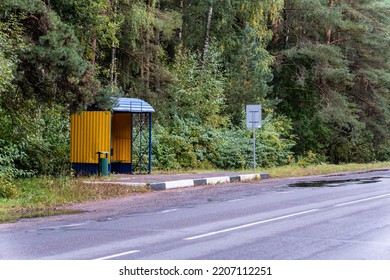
[246,105,261,171]
[252,112,256,170]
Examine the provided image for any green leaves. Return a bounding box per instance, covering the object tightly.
[271,0,390,163]
[0,16,27,96]
[0,28,15,95]
[0,103,70,176]
[166,48,227,127]
[0,1,100,112]
[152,112,296,171]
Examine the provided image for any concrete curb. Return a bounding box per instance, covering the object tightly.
[82,181,148,187]
[149,173,270,191]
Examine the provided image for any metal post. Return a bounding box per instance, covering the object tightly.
[139,114,143,174]
[148,113,152,173]
[140,103,143,174]
[97,152,101,176]
[131,113,134,174]
[252,112,256,170]
[246,104,261,171]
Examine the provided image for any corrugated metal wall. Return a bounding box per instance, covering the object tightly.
[70,111,112,164]
[111,113,132,163]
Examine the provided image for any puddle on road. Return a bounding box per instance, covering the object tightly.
[289,177,386,188]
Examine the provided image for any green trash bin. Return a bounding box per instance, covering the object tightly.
[97,151,109,176]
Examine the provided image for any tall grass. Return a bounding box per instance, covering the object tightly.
[0,176,149,223]
[263,162,390,178]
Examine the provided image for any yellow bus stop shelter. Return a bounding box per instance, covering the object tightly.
[70,98,155,175]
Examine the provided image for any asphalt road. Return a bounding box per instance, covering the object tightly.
[1,170,390,260]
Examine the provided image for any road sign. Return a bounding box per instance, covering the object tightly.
[246,105,262,129]
[246,105,262,170]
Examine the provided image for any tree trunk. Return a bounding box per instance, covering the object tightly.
[91,36,97,65]
[283,7,289,47]
[202,3,213,65]
[272,19,279,46]
[145,31,151,90]
[154,0,161,92]
[242,54,248,98]
[110,0,118,90]
[178,0,184,41]
[326,0,335,45]
[110,42,117,89]
[145,0,152,90]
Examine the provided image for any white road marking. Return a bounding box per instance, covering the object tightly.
[61,223,89,228]
[94,250,140,260]
[184,209,319,241]
[37,222,89,231]
[334,193,390,207]
[226,198,246,203]
[160,209,179,213]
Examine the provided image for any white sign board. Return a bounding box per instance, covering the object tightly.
[246,105,262,129]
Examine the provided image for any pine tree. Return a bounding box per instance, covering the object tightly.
[1,0,101,112]
[270,0,390,162]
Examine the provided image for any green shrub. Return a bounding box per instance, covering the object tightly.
[0,141,33,177]
[0,174,19,199]
[211,128,249,170]
[0,104,70,177]
[0,142,30,199]
[258,113,296,167]
[152,112,296,171]
[152,118,214,170]
[297,150,327,167]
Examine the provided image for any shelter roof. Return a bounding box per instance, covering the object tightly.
[112,97,155,113]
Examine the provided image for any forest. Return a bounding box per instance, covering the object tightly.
[1,0,390,186]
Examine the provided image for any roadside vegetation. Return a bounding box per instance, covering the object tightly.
[263,162,390,179]
[0,176,150,223]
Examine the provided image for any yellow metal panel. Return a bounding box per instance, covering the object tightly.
[70,111,111,163]
[111,113,132,163]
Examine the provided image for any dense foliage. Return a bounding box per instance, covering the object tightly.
[270,0,390,163]
[1,0,390,189]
